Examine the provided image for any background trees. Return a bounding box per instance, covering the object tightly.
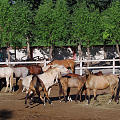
[0,0,120,61]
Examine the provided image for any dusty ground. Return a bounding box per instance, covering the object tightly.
[0,85,120,120]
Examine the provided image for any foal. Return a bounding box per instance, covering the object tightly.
[25,75,51,106]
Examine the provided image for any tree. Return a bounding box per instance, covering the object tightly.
[0,0,33,60]
[71,1,101,64]
[33,0,70,60]
[100,1,120,58]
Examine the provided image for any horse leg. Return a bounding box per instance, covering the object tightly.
[25,89,34,105]
[25,91,30,105]
[75,88,81,102]
[115,80,120,103]
[5,77,9,92]
[44,88,52,105]
[58,82,63,102]
[93,89,97,101]
[87,89,90,104]
[48,87,52,96]
[108,86,114,104]
[67,87,72,102]
[10,72,13,92]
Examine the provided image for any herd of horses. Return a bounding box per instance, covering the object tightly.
[0,59,120,106]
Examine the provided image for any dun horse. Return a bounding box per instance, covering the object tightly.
[59,73,86,102]
[85,70,119,104]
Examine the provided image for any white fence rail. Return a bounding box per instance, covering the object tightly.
[0,58,120,75]
[75,58,120,75]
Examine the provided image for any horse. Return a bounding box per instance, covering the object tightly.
[0,67,14,92]
[25,65,70,105]
[93,71,103,76]
[12,67,29,78]
[27,65,43,75]
[47,59,75,73]
[85,69,119,104]
[16,65,44,93]
[25,75,51,105]
[17,75,33,93]
[15,64,43,75]
[59,73,86,102]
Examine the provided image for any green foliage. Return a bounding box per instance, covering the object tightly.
[70,1,101,47]
[0,0,120,48]
[100,1,120,45]
[0,0,33,48]
[33,0,70,46]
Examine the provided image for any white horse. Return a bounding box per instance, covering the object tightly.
[17,75,33,93]
[12,67,29,78]
[0,67,14,92]
[38,65,70,95]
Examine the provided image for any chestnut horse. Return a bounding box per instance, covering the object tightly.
[85,70,119,104]
[47,59,75,73]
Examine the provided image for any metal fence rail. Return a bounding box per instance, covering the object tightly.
[0,58,120,75]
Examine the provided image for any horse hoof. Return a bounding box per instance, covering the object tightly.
[107,99,112,104]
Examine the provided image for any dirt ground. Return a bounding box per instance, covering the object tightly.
[0,85,120,120]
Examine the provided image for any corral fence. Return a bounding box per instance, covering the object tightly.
[0,58,120,75]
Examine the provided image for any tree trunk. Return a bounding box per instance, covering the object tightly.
[103,44,107,59]
[87,46,90,67]
[26,37,31,60]
[49,46,53,61]
[78,44,82,60]
[116,44,120,58]
[7,47,10,62]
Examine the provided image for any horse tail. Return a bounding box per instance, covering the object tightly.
[115,77,120,103]
[32,74,43,90]
[16,79,23,94]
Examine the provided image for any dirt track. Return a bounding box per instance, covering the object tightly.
[0,85,120,120]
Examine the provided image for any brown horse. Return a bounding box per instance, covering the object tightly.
[59,73,86,102]
[15,64,43,75]
[25,75,51,106]
[85,70,119,104]
[47,59,75,73]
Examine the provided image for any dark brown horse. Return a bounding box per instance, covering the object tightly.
[47,59,75,73]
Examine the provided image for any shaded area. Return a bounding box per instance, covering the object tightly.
[0,109,13,120]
